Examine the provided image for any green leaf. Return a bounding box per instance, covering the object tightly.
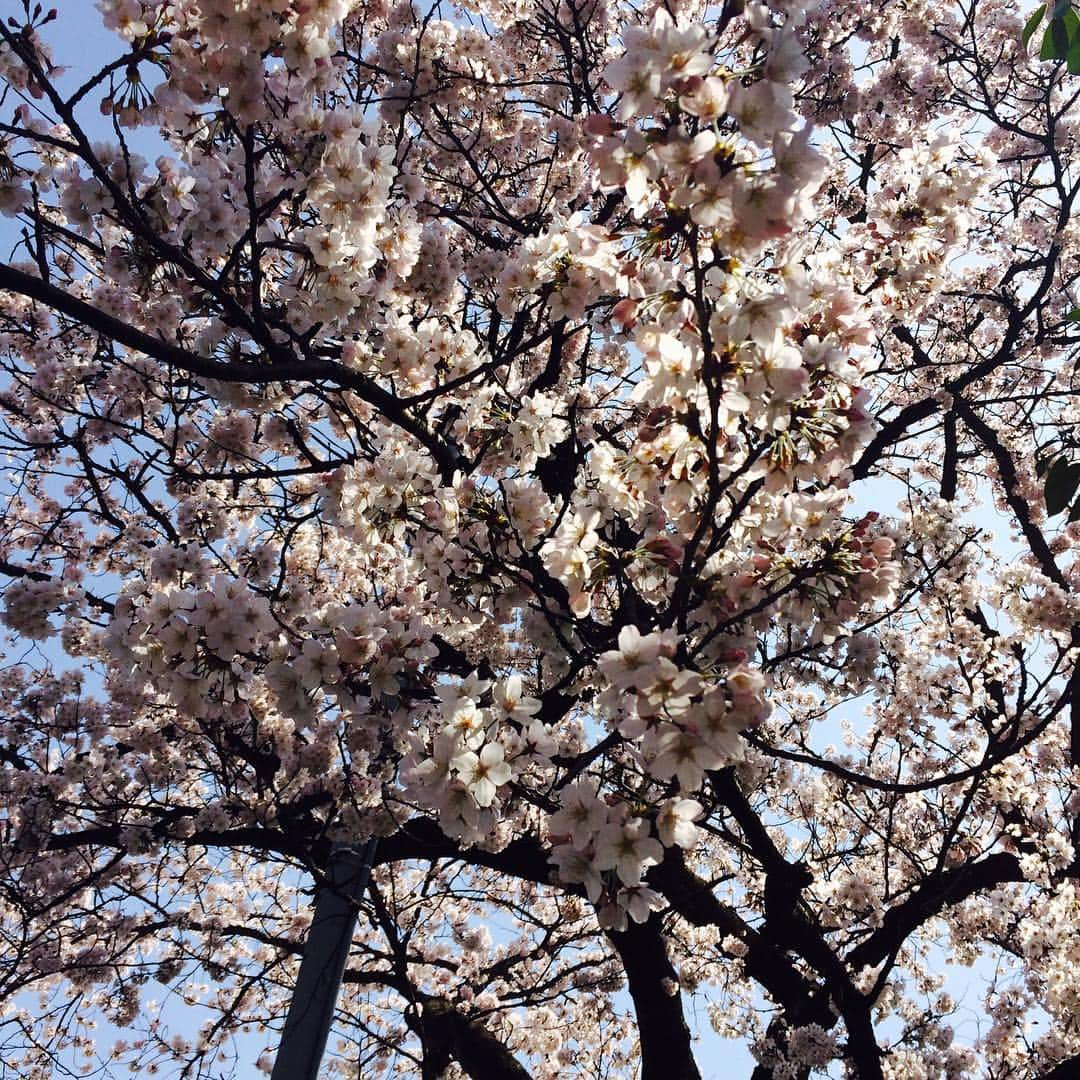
[1069,36,1080,71]
[1051,0,1073,19]
[1024,3,1047,46]
[1053,16,1071,55]
[1067,307,1080,322]
[1044,456,1080,515]
[1064,7,1080,39]
[1041,22,1059,57]
[1041,16,1073,57]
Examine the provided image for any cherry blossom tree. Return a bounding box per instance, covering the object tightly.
[0,0,1077,1076]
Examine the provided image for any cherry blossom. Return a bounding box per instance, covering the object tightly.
[0,0,1075,1076]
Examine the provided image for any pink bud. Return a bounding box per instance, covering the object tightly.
[582,114,615,136]
[645,537,683,567]
[870,536,894,558]
[612,298,638,332]
[672,75,703,95]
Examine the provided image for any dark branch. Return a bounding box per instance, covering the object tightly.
[607,918,701,1080]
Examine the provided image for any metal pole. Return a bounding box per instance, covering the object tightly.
[271,838,378,1080]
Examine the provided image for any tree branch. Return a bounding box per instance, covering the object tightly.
[847,852,1024,972]
[417,1000,533,1080]
[607,918,701,1080]
[0,262,465,481]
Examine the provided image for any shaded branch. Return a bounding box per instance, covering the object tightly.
[607,918,701,1080]
[416,1000,533,1080]
[0,262,465,481]
[847,852,1024,972]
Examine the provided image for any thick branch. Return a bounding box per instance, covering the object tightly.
[374,817,555,885]
[41,818,300,861]
[607,918,701,1080]
[952,395,1065,588]
[851,397,939,481]
[417,1000,532,1080]
[0,262,465,481]
[648,851,829,1023]
[381,817,840,1037]
[847,852,1023,972]
[1040,1053,1080,1079]
[712,770,884,1079]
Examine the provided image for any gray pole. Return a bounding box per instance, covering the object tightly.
[271,838,378,1080]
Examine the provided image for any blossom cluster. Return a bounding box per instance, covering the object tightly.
[0,0,1074,1075]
